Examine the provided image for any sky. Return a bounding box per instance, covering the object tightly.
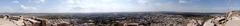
[0,0,239,13]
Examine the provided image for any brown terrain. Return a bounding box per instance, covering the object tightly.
[0,11,239,26]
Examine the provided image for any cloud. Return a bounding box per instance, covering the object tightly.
[178,0,201,3]
[12,1,20,3]
[0,7,16,13]
[20,5,38,13]
[29,0,46,3]
[101,0,114,2]
[66,0,75,4]
[179,0,188,3]
[54,0,178,13]
[137,0,148,4]
[40,0,45,2]
[20,5,36,9]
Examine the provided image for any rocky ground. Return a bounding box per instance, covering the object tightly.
[0,11,239,26]
[0,18,19,26]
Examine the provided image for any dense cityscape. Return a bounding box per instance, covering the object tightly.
[0,12,228,26]
[0,0,239,26]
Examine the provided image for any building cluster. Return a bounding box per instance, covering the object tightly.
[0,12,223,26]
[41,14,190,26]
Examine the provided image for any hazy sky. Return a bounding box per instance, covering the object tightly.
[0,0,239,13]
